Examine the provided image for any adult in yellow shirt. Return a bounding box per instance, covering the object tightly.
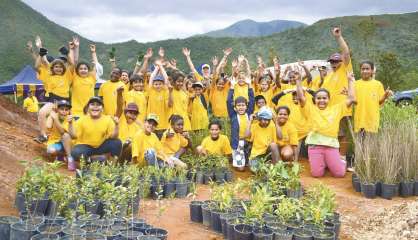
[132,114,174,167]
[169,73,191,131]
[189,82,209,131]
[275,106,298,161]
[245,107,280,171]
[125,75,148,122]
[354,61,393,133]
[70,44,98,118]
[46,100,76,170]
[98,67,124,116]
[160,115,190,168]
[321,27,353,163]
[197,120,232,157]
[295,70,356,178]
[71,97,122,165]
[23,90,39,113]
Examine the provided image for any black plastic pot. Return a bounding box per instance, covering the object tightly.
[266,221,287,232]
[225,170,234,182]
[120,230,143,239]
[233,224,253,240]
[37,223,63,235]
[286,188,303,199]
[10,222,38,240]
[15,192,50,216]
[195,171,204,184]
[253,226,273,240]
[0,216,19,240]
[98,228,120,240]
[150,183,164,200]
[220,213,238,238]
[61,226,86,237]
[273,229,293,240]
[210,210,222,233]
[414,181,418,196]
[163,182,176,198]
[201,204,211,227]
[312,230,335,240]
[293,228,313,240]
[44,216,66,226]
[138,236,160,240]
[381,183,398,200]
[360,182,377,199]
[284,219,302,231]
[126,218,146,232]
[352,174,361,192]
[214,170,226,183]
[30,233,59,240]
[82,223,100,233]
[85,200,104,216]
[175,180,189,198]
[189,201,203,223]
[375,181,382,196]
[60,236,85,240]
[203,171,214,184]
[84,232,106,239]
[400,181,414,197]
[145,228,168,240]
[226,218,241,240]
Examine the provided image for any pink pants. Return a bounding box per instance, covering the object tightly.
[308,145,346,178]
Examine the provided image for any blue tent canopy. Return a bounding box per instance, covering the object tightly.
[0,65,43,95]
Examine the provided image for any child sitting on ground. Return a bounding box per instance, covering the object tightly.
[160,115,190,168]
[197,120,232,157]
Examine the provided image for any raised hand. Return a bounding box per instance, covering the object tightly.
[212,56,218,66]
[89,44,96,53]
[26,41,33,52]
[35,36,42,49]
[231,59,238,69]
[223,48,232,56]
[182,48,191,57]
[238,55,245,63]
[169,58,177,68]
[347,71,355,82]
[72,36,80,47]
[256,55,263,65]
[144,48,153,59]
[158,47,165,58]
[273,56,280,64]
[332,27,342,38]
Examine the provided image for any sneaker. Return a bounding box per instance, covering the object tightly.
[67,157,76,171]
[34,135,48,143]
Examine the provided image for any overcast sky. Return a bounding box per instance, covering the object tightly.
[22,0,418,43]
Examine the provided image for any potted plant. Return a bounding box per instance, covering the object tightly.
[285,163,303,198]
[0,216,19,240]
[175,167,189,198]
[162,168,176,198]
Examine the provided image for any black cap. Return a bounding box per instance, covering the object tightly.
[59,46,69,56]
[87,96,103,106]
[57,100,71,108]
[46,55,55,62]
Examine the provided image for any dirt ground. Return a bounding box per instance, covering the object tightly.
[0,95,416,240]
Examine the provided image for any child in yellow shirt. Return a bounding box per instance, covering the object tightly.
[23,90,39,113]
[125,74,148,123]
[98,67,124,116]
[189,82,209,131]
[46,100,76,170]
[354,60,392,133]
[197,120,232,157]
[160,115,190,168]
[169,73,192,131]
[275,106,298,161]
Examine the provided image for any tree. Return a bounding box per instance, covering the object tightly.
[376,52,403,90]
[357,17,377,59]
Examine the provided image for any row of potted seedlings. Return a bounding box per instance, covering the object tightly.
[183,154,234,185]
[189,162,341,240]
[351,102,418,200]
[7,160,169,240]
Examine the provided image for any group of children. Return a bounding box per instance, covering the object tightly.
[24,27,392,177]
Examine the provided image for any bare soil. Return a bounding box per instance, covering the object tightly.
[0,95,416,240]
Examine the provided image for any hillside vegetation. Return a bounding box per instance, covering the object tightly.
[1,0,417,90]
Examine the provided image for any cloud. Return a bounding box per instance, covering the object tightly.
[22,0,418,43]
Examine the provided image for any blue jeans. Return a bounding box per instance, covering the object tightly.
[71,138,122,161]
[144,149,165,168]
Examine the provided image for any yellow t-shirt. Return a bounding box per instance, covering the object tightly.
[209,86,229,118]
[131,130,164,166]
[301,100,348,138]
[288,102,311,140]
[190,95,209,131]
[47,118,69,145]
[310,75,323,91]
[75,115,115,147]
[160,128,189,156]
[354,79,385,133]
[238,114,249,139]
[249,122,277,159]
[98,80,125,116]
[171,89,191,131]
[71,73,96,117]
[277,121,298,146]
[147,87,170,130]
[234,84,249,101]
[201,135,232,156]
[23,96,39,112]
[125,90,148,122]
[43,69,72,98]
[322,61,353,115]
[118,115,142,143]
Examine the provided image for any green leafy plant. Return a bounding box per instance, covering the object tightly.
[275,196,302,223]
